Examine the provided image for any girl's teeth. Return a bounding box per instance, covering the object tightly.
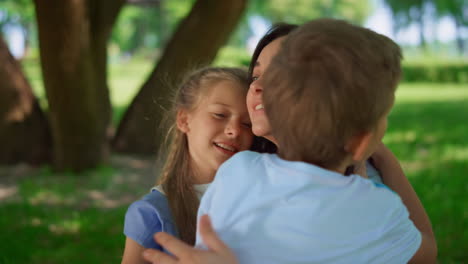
[216,143,236,152]
[255,104,264,110]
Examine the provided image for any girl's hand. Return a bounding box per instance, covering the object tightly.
[142,215,238,264]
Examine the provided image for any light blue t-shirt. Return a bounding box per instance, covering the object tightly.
[196,151,421,264]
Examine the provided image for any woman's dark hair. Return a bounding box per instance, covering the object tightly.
[248,23,299,80]
[248,23,298,154]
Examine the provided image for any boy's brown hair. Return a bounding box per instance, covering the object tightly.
[262,18,402,169]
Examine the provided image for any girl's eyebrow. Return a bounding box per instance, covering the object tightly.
[210,102,230,107]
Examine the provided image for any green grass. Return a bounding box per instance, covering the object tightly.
[2,59,467,263]
[385,84,468,263]
[0,166,128,263]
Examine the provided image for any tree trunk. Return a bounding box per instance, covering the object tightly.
[416,8,427,51]
[0,35,51,165]
[454,19,465,55]
[113,0,248,154]
[34,0,125,171]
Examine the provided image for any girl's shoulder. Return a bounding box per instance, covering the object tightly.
[124,189,178,249]
[129,189,174,223]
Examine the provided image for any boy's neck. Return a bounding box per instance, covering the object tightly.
[329,156,357,175]
[278,153,352,176]
[327,164,349,175]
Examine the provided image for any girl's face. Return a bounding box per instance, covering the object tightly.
[179,80,253,184]
[246,37,286,145]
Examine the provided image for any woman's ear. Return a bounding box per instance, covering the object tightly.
[345,131,374,162]
[176,110,189,133]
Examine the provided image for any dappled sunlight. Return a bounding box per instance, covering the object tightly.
[48,219,81,235]
[395,83,468,103]
[87,189,135,209]
[31,217,42,226]
[400,160,427,175]
[27,216,82,235]
[0,185,18,200]
[439,145,468,162]
[0,154,157,211]
[385,130,418,144]
[28,190,76,206]
[0,163,36,202]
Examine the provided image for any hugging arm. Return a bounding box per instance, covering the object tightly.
[371,142,437,263]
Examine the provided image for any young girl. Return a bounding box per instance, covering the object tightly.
[121,67,255,264]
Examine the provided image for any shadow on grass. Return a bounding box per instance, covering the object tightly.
[0,155,156,264]
[0,202,126,263]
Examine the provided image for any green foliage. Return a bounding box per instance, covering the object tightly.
[0,0,35,29]
[434,0,467,26]
[0,0,36,50]
[383,0,425,29]
[213,46,251,67]
[111,0,195,55]
[258,0,371,25]
[402,62,468,83]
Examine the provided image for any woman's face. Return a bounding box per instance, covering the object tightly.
[246,37,286,145]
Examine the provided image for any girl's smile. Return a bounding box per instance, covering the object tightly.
[180,80,253,183]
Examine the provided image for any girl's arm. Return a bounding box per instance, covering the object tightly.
[122,193,170,264]
[122,237,151,264]
[143,215,238,264]
[371,142,437,261]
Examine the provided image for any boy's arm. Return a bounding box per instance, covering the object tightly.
[371,142,437,262]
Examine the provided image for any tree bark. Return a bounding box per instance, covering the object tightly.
[113,0,248,154]
[34,0,125,171]
[454,19,465,55]
[0,35,51,165]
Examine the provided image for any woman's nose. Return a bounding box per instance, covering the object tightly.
[250,79,263,94]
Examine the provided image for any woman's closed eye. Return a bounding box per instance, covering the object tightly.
[242,122,252,129]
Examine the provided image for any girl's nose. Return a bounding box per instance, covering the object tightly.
[225,120,240,138]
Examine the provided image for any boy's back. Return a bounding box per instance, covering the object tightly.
[196,151,421,263]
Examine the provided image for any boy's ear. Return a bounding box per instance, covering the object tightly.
[345,131,374,162]
[176,110,190,133]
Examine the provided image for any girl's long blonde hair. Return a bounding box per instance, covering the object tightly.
[157,67,249,245]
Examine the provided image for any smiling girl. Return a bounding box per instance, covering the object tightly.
[121,67,254,264]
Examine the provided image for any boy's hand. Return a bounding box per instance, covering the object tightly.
[142,215,238,264]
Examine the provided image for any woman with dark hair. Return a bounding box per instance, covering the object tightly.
[142,22,436,264]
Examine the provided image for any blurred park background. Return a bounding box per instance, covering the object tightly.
[0,0,466,263]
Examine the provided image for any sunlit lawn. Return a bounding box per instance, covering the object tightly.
[0,59,467,263]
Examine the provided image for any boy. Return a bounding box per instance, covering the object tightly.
[193,19,430,263]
